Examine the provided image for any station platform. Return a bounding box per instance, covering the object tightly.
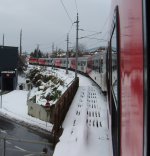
[53,83,113,156]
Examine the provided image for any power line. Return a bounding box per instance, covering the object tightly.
[29,23,74,51]
[81,37,107,41]
[85,15,110,48]
[68,22,75,34]
[87,39,107,49]
[60,0,73,23]
[83,29,101,33]
[99,15,110,33]
[79,32,102,39]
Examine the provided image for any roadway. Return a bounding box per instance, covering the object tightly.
[0,117,54,156]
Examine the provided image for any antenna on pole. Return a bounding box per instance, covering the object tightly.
[75,13,79,78]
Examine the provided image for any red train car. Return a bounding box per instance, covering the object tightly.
[29,57,38,65]
[86,56,93,74]
[107,0,148,156]
[38,58,46,66]
[70,58,76,70]
[54,58,62,68]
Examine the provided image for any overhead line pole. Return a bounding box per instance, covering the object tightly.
[66,34,69,74]
[52,42,54,53]
[36,44,39,58]
[75,13,79,78]
[2,34,4,46]
[20,29,22,56]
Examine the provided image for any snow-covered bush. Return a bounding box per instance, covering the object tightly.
[27,67,64,105]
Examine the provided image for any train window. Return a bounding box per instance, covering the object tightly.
[111,20,118,108]
[109,6,120,156]
[101,58,103,73]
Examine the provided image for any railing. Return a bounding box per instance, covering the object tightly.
[0,136,53,156]
[52,77,79,146]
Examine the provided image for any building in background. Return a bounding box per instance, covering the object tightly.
[0,46,18,91]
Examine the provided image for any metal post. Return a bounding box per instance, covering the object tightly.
[2,138,5,156]
[46,111,48,127]
[66,34,69,74]
[52,43,54,53]
[0,74,2,109]
[2,34,4,47]
[37,44,39,58]
[20,29,22,56]
[75,13,79,78]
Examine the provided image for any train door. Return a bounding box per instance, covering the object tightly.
[107,6,120,156]
[143,0,150,155]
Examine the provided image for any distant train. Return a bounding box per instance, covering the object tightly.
[29,51,107,92]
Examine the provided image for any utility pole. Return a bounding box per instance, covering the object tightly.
[55,46,58,52]
[52,43,54,53]
[37,44,39,58]
[20,29,22,56]
[2,34,4,46]
[0,73,2,109]
[66,34,69,74]
[75,13,79,78]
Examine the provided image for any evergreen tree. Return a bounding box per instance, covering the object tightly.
[17,55,27,73]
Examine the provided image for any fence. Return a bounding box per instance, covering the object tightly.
[26,77,79,147]
[0,136,53,156]
[52,77,79,145]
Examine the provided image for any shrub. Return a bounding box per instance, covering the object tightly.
[50,90,62,101]
[27,69,40,80]
[59,79,64,86]
[46,93,51,101]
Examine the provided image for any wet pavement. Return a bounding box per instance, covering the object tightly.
[0,117,54,156]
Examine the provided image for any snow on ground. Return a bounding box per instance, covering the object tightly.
[0,67,76,132]
[0,66,113,156]
[0,90,53,132]
[53,76,113,156]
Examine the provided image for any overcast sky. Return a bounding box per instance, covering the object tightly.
[0,0,111,53]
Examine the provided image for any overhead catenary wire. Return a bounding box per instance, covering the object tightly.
[79,14,111,50]
[86,39,107,49]
[68,22,75,34]
[79,32,102,39]
[29,22,75,52]
[53,23,75,50]
[99,14,110,34]
[60,0,73,24]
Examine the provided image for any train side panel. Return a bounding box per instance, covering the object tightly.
[120,1,143,156]
[38,58,46,66]
[87,53,107,92]
[77,57,88,73]
[29,57,39,65]
[108,0,144,155]
[54,58,62,68]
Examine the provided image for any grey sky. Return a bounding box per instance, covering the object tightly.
[0,0,111,53]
